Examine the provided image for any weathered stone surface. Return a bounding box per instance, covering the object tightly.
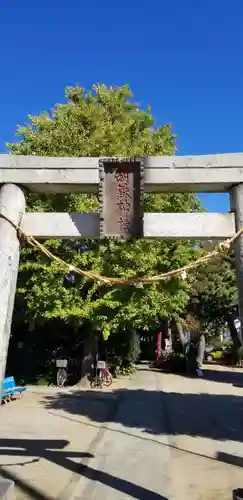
[1,153,243,192]
[0,184,25,401]
[143,212,235,239]
[0,478,15,499]
[20,212,236,240]
[230,184,243,344]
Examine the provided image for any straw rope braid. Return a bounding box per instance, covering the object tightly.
[0,212,242,286]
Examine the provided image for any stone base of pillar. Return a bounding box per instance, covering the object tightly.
[0,478,15,499]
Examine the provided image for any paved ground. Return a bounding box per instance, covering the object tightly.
[1,364,243,499]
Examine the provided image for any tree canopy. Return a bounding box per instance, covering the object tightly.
[9,84,202,337]
[189,254,239,343]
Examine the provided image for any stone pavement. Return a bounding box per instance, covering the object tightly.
[0,376,134,500]
[159,365,243,500]
[1,364,243,499]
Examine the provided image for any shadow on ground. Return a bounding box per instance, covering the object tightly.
[0,438,167,500]
[138,364,243,387]
[41,388,243,443]
[203,368,243,388]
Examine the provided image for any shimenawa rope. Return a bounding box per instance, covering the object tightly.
[0,211,242,286]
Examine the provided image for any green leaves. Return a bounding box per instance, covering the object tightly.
[8,84,176,158]
[9,83,202,336]
[190,255,238,334]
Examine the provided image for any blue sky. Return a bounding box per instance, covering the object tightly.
[1,0,243,212]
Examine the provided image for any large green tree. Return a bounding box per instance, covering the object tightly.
[9,84,201,339]
[190,254,240,346]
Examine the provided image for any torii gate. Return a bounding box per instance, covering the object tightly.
[1,153,243,396]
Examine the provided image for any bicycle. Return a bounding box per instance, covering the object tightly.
[90,361,112,389]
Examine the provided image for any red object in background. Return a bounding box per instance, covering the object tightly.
[156,331,162,360]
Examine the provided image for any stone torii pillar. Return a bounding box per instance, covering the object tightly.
[0,184,25,401]
[230,184,243,345]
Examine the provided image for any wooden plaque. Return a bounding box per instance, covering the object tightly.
[99,158,144,238]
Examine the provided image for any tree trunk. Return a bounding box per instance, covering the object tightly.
[196,334,206,368]
[226,313,241,347]
[186,332,205,373]
[156,331,162,360]
[125,330,140,364]
[79,330,98,387]
[176,322,186,349]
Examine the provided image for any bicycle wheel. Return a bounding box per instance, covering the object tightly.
[104,372,112,387]
[57,369,67,387]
